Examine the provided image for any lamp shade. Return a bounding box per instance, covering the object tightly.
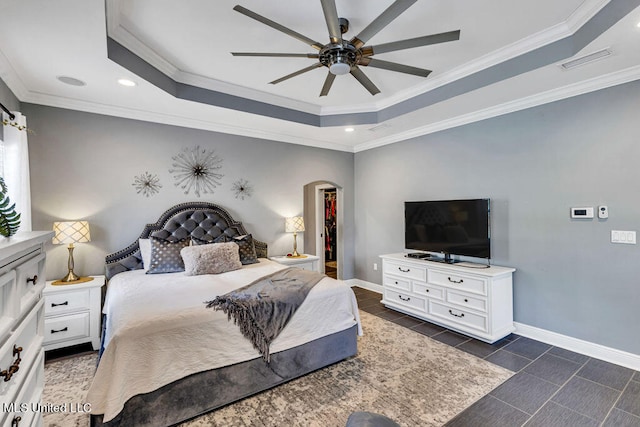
[285,216,305,233]
[52,221,91,244]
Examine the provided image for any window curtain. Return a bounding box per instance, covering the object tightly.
[2,111,32,232]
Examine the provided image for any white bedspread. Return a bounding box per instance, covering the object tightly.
[86,259,361,422]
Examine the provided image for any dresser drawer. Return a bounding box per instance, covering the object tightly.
[429,270,487,296]
[383,275,411,291]
[429,301,488,332]
[44,312,90,346]
[383,289,426,312]
[2,349,44,427]
[413,282,444,300]
[0,299,44,400]
[384,261,426,282]
[15,254,46,315]
[447,291,487,313]
[44,289,90,316]
[0,271,16,341]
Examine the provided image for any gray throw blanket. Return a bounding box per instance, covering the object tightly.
[205,267,325,362]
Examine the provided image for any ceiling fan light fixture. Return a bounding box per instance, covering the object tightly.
[329,61,351,75]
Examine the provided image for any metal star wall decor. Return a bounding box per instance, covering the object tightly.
[132,171,162,197]
[169,145,223,197]
[232,178,253,200]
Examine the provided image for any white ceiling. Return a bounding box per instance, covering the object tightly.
[1,0,639,152]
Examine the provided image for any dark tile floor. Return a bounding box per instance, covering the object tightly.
[353,286,640,427]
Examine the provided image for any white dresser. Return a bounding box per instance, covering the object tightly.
[43,276,104,351]
[380,253,515,343]
[0,231,53,427]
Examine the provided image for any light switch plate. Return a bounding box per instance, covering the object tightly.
[611,230,636,244]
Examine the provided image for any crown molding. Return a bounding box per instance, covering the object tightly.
[354,64,640,153]
[19,91,355,153]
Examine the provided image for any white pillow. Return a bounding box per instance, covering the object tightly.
[139,238,151,272]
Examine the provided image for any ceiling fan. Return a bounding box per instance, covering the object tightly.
[231,0,460,97]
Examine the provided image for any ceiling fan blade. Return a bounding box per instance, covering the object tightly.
[320,0,342,44]
[320,72,336,97]
[367,30,461,55]
[233,5,324,50]
[360,58,431,77]
[350,66,380,95]
[232,52,320,58]
[270,63,324,85]
[350,0,417,48]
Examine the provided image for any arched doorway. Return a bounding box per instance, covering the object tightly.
[303,181,344,280]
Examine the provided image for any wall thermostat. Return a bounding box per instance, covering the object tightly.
[598,205,609,219]
[571,207,594,218]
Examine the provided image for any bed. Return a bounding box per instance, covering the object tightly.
[87,202,361,427]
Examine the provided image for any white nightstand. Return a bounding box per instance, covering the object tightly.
[270,254,320,272]
[42,275,105,351]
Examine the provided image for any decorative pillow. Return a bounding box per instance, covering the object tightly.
[146,237,190,274]
[181,242,242,276]
[139,238,151,272]
[232,234,258,265]
[191,234,229,246]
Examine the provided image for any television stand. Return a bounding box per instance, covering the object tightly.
[380,253,515,343]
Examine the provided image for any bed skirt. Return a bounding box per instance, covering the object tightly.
[90,324,358,427]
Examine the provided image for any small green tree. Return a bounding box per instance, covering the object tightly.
[0,177,20,237]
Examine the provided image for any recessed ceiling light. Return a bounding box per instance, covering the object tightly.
[57,76,86,86]
[118,78,136,87]
[344,127,355,132]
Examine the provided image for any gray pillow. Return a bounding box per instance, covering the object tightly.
[232,234,258,265]
[180,242,242,276]
[146,237,189,274]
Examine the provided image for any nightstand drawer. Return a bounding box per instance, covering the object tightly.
[44,289,90,315]
[0,271,16,339]
[44,313,90,345]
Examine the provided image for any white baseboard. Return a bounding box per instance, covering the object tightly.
[514,322,640,371]
[345,279,383,294]
[347,280,640,370]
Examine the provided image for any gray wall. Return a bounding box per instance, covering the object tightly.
[23,104,354,280]
[355,80,640,355]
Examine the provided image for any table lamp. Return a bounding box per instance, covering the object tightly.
[52,221,93,284]
[285,216,305,258]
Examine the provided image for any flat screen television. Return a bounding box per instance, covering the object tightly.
[404,199,490,262]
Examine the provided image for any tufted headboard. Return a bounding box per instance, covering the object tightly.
[105,202,268,280]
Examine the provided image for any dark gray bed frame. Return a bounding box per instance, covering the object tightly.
[92,202,358,427]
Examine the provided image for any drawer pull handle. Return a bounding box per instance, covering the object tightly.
[12,416,21,427]
[0,345,23,382]
[51,301,69,307]
[448,277,464,284]
[398,267,410,273]
[51,327,69,334]
[398,295,411,302]
[448,309,465,318]
[27,275,38,285]
[464,298,468,302]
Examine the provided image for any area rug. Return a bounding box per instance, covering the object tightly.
[43,311,512,427]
